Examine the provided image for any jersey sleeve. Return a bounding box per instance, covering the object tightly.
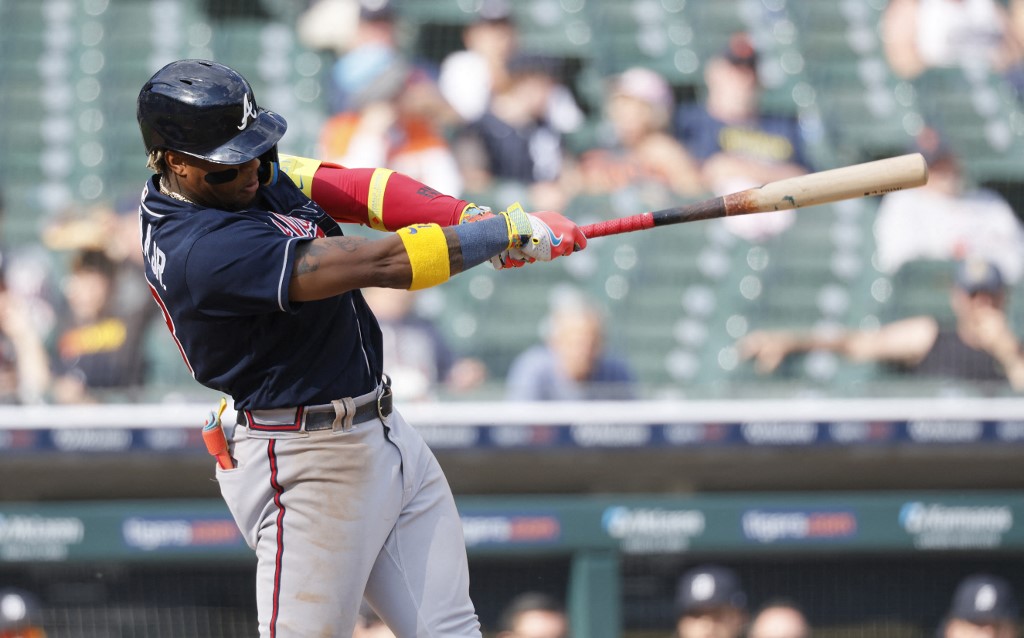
[186,220,306,317]
[277,154,470,230]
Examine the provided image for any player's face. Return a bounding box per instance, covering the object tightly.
[677,606,745,638]
[169,152,262,211]
[945,618,1018,638]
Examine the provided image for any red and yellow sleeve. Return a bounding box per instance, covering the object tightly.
[278,154,470,230]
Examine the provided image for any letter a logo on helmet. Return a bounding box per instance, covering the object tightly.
[237,93,257,131]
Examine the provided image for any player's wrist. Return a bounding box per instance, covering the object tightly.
[452,214,517,269]
[499,203,534,249]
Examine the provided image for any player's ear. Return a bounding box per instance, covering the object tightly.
[164,150,190,176]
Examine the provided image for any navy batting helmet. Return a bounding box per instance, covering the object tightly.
[137,59,287,165]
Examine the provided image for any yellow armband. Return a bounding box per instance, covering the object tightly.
[396,223,451,290]
[367,168,394,230]
[278,154,322,199]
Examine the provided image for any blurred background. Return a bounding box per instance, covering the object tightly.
[2,0,1024,636]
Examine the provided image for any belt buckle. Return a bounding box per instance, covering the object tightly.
[377,384,393,421]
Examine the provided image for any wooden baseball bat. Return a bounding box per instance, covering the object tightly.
[579,153,929,239]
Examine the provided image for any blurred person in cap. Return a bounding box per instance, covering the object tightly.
[0,588,46,638]
[942,574,1019,638]
[739,258,1024,390]
[438,0,583,134]
[874,127,1024,285]
[577,66,704,205]
[748,599,811,638]
[496,592,570,638]
[674,33,811,241]
[674,564,747,638]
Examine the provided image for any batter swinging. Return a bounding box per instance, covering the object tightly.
[136,59,586,637]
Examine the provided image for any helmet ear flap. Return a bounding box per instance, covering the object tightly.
[258,146,280,185]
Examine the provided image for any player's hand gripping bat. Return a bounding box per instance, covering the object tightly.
[579,153,929,239]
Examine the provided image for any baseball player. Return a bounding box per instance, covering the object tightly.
[135,59,586,637]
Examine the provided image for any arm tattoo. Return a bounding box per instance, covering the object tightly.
[293,236,367,277]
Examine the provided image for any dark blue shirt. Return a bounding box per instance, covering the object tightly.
[139,175,382,410]
[675,103,811,169]
[505,345,637,401]
[460,112,562,183]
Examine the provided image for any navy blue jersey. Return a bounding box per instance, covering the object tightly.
[140,175,382,410]
[675,103,811,170]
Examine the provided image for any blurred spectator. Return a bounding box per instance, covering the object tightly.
[748,599,811,638]
[0,254,50,405]
[325,0,404,114]
[578,67,705,203]
[362,287,486,401]
[496,592,569,638]
[453,53,574,210]
[505,294,636,401]
[674,564,747,638]
[317,61,464,196]
[296,0,360,58]
[42,197,157,318]
[941,574,1019,638]
[0,189,57,340]
[873,129,1024,284]
[674,33,811,241]
[738,258,1024,390]
[49,249,152,403]
[882,0,1024,97]
[0,587,47,638]
[438,0,583,133]
[353,601,397,638]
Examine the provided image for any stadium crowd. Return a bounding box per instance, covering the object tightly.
[0,0,1022,406]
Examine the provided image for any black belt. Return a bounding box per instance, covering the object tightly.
[305,387,393,431]
[237,384,393,432]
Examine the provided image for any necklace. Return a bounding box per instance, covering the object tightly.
[159,177,196,205]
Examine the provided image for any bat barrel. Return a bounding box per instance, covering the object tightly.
[728,153,929,214]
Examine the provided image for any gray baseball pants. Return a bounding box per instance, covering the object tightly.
[214,389,481,637]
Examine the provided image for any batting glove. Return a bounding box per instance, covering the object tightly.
[516,211,588,263]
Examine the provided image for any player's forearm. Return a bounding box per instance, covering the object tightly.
[275,155,468,229]
[289,215,519,300]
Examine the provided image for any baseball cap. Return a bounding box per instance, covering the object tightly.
[722,32,758,71]
[949,574,1019,623]
[955,259,1005,295]
[475,0,513,23]
[358,0,395,22]
[675,565,747,616]
[612,67,674,113]
[506,53,561,79]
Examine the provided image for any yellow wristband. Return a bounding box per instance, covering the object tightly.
[396,223,451,290]
[368,168,394,231]
[278,154,322,198]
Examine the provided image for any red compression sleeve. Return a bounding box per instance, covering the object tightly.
[309,164,469,230]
